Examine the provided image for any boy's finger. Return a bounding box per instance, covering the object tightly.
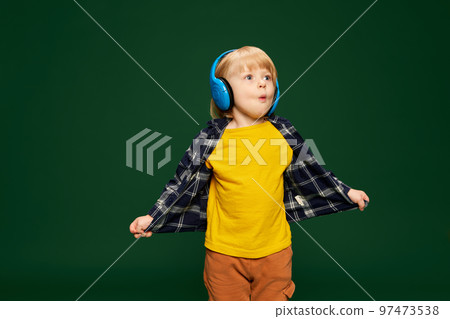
[138,223,151,233]
[358,200,365,211]
[141,231,151,238]
[364,193,370,201]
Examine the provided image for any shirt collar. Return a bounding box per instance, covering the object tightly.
[206,113,281,133]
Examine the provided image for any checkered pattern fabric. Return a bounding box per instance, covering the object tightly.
[145,114,367,233]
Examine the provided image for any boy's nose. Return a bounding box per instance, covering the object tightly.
[258,80,266,88]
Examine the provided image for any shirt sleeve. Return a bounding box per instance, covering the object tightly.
[284,117,355,206]
[328,171,352,196]
[145,128,207,232]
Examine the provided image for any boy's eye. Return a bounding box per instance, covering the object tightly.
[244,74,271,80]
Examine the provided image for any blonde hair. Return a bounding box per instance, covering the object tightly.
[209,46,278,119]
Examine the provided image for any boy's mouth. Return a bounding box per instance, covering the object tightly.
[258,95,267,101]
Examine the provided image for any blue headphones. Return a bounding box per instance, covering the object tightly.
[209,49,280,116]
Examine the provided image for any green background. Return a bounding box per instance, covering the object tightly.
[1,0,449,301]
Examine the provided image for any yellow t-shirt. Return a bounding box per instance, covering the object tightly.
[204,120,293,258]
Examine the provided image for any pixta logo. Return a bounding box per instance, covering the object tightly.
[126,128,172,176]
[190,138,326,166]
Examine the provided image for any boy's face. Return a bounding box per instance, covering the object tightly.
[227,64,275,119]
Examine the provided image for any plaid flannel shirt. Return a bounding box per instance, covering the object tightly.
[145,113,368,233]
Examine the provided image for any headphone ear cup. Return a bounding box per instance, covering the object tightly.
[219,77,234,110]
[210,77,233,111]
[267,79,280,116]
[209,49,236,111]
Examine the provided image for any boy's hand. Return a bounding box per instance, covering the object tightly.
[129,215,154,238]
[347,189,370,211]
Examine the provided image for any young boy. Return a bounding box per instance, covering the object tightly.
[129,46,370,301]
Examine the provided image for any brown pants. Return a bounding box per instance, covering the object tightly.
[203,245,295,301]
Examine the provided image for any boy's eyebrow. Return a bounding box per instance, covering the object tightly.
[240,70,271,75]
